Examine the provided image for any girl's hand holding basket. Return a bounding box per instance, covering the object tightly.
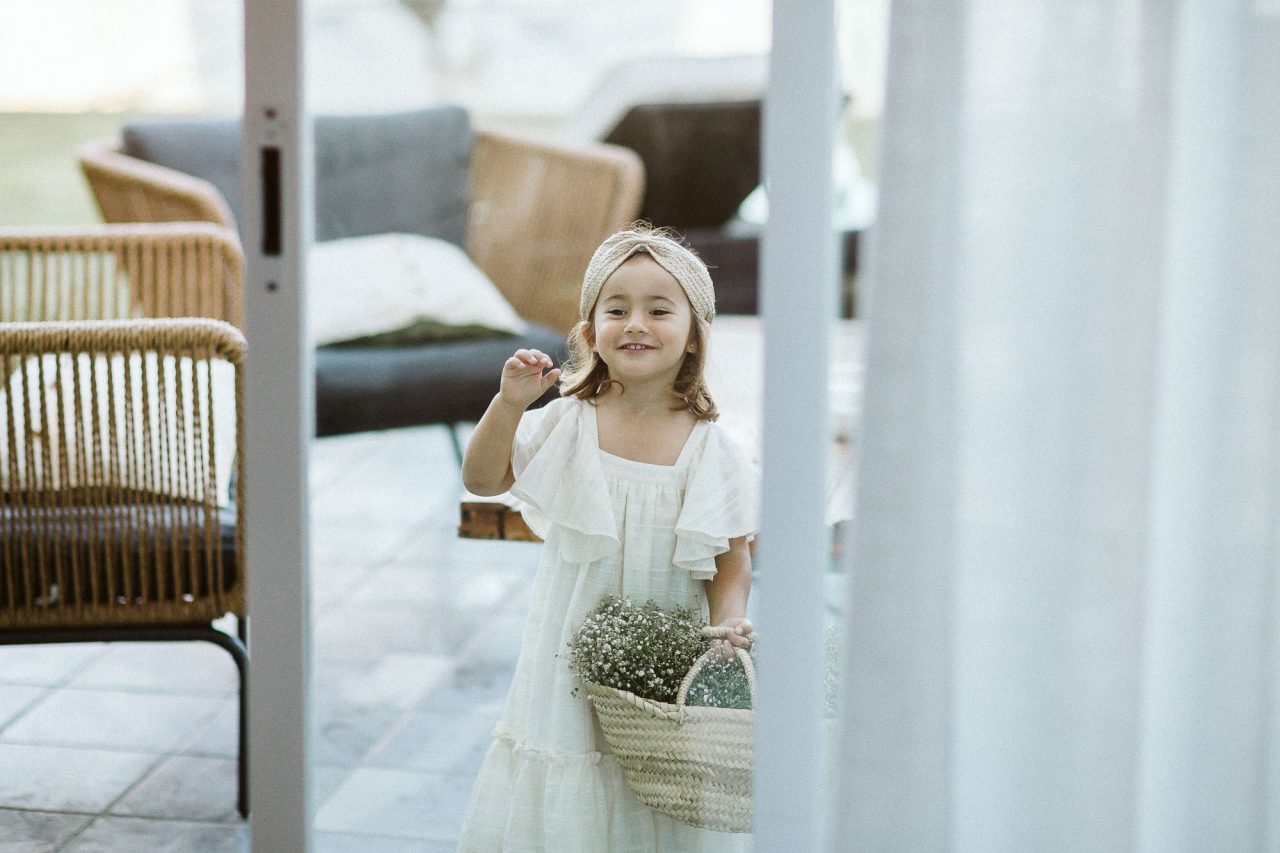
[710,617,754,662]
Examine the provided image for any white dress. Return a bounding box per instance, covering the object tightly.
[458,396,759,853]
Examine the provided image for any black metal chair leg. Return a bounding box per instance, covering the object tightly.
[0,625,251,819]
[203,627,250,819]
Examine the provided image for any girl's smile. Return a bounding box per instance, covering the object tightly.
[590,254,693,388]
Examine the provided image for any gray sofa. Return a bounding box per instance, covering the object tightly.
[81,107,645,452]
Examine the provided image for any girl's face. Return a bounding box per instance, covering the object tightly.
[589,254,694,390]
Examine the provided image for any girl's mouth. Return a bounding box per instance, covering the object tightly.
[620,344,654,351]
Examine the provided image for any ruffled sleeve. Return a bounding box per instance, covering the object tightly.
[673,423,761,580]
[509,397,619,564]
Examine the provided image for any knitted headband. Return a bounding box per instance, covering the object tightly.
[579,228,715,323]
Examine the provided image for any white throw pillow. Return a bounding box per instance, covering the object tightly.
[0,352,238,508]
[309,233,528,346]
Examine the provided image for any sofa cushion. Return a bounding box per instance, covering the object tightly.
[315,324,568,436]
[0,352,239,508]
[122,107,472,247]
[309,233,527,346]
[0,502,239,615]
[123,118,242,228]
[603,101,761,229]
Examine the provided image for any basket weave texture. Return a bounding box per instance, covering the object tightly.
[585,625,755,833]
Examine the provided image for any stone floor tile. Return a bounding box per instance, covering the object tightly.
[0,744,156,812]
[68,642,239,696]
[310,436,382,490]
[0,420,549,838]
[310,521,413,567]
[0,689,220,753]
[316,654,453,713]
[454,608,529,667]
[347,565,518,611]
[394,528,543,569]
[313,765,354,813]
[0,686,47,731]
[315,605,474,660]
[0,644,106,688]
[312,482,440,532]
[313,705,403,767]
[0,807,93,853]
[364,709,496,777]
[418,659,514,717]
[60,816,248,853]
[310,529,393,566]
[314,830,455,853]
[110,754,241,823]
[313,767,472,842]
[311,566,376,614]
[180,698,239,759]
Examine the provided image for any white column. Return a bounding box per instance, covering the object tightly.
[755,0,838,850]
[242,0,314,850]
[1137,1,1275,848]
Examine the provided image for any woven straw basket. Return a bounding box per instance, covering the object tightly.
[585,625,756,833]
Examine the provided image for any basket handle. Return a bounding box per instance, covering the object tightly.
[676,625,757,708]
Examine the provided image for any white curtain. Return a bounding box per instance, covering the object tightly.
[836,1,1280,850]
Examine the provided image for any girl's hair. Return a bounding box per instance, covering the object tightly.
[559,297,719,422]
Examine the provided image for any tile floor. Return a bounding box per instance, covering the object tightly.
[0,425,541,852]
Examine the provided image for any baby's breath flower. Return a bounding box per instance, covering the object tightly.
[566,596,706,704]
[566,595,760,709]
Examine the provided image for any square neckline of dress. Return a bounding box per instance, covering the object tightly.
[587,401,706,469]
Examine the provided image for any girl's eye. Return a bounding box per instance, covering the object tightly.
[607,309,626,317]
[651,309,670,316]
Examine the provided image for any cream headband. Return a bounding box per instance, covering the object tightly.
[579,229,715,323]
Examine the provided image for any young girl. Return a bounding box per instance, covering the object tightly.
[457,224,759,852]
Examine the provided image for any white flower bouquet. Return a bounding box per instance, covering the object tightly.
[566,595,753,709]
[567,595,756,833]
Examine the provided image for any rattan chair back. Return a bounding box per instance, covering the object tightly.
[0,225,245,630]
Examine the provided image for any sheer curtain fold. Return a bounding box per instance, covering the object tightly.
[837,2,1280,851]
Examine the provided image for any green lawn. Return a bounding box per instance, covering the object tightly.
[0,112,136,226]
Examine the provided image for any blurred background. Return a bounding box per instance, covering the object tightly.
[0,3,875,848]
[6,3,1277,850]
[0,0,886,227]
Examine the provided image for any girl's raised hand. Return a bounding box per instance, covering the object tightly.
[499,349,561,410]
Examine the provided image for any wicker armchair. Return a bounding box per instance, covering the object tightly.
[79,113,643,453]
[80,124,643,336]
[0,224,250,817]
